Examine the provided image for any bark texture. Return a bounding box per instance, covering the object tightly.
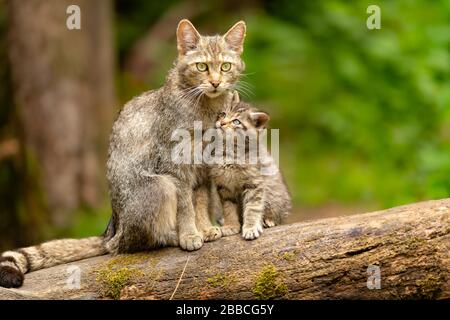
[0,199,448,300]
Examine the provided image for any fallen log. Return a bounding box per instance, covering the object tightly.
[0,199,448,300]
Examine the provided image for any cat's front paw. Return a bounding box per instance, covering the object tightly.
[242,223,263,240]
[179,233,203,251]
[202,226,222,242]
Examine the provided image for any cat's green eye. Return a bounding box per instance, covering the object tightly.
[196,63,208,72]
[218,112,226,118]
[232,119,241,125]
[221,62,231,72]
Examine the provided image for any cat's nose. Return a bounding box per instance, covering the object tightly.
[210,80,221,88]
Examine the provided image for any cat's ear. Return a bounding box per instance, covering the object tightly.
[223,21,246,54]
[250,112,270,129]
[177,19,201,55]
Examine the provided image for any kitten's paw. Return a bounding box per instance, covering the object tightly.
[262,218,276,228]
[202,226,222,242]
[221,225,241,237]
[242,223,263,240]
[0,265,24,288]
[179,233,203,251]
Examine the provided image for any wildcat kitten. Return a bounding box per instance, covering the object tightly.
[204,93,292,240]
[0,19,246,288]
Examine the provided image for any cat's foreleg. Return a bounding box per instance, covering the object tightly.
[177,183,204,251]
[241,186,264,240]
[194,186,222,242]
[220,200,241,236]
[210,182,224,226]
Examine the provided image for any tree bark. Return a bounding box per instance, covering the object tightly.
[6,0,115,228]
[0,199,448,300]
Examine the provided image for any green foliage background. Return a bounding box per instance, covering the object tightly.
[116,0,450,209]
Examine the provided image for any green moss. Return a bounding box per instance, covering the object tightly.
[207,273,233,288]
[93,254,152,299]
[96,267,143,300]
[405,237,424,250]
[415,273,444,299]
[281,252,296,261]
[253,264,288,300]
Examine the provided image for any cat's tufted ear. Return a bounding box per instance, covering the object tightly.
[231,91,240,106]
[177,19,201,55]
[250,111,270,129]
[223,21,246,54]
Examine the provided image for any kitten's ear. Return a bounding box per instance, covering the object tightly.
[231,91,240,106]
[250,112,270,129]
[177,19,201,55]
[223,21,246,54]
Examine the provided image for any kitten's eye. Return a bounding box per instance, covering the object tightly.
[232,119,241,125]
[218,112,226,118]
[221,62,231,72]
[196,63,208,72]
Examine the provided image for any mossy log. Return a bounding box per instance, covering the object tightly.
[0,199,448,300]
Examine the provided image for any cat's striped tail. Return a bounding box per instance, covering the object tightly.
[0,236,108,288]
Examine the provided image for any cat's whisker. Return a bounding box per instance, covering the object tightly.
[235,87,252,99]
[238,88,253,99]
[180,87,200,99]
[237,85,254,95]
[180,87,202,109]
[192,88,205,105]
[193,90,205,110]
[175,86,202,106]
[235,83,254,98]
[176,90,194,103]
[237,80,255,89]
[178,87,198,100]
[237,82,255,94]
[239,72,256,78]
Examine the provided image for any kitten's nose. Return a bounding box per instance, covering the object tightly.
[210,80,221,88]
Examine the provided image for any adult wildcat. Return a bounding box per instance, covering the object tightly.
[0,19,247,288]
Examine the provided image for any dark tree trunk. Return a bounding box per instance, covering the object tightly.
[6,0,115,230]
